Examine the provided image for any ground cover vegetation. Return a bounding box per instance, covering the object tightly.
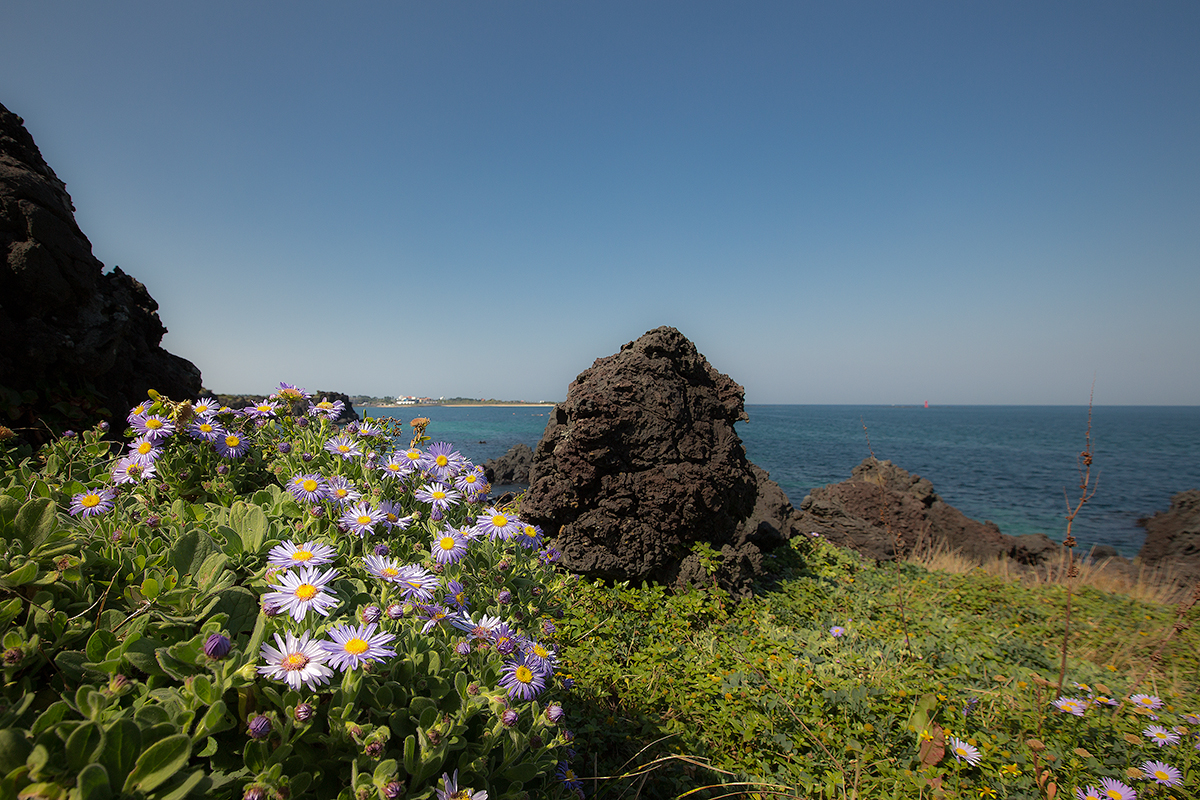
[554,534,1200,799]
[0,385,580,800]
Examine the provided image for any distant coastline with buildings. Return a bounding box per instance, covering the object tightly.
[351,395,557,408]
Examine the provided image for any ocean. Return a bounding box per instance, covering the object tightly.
[360,404,1200,558]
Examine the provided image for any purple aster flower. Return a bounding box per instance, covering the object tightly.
[215,431,251,458]
[287,474,330,504]
[308,398,345,421]
[394,564,439,602]
[127,402,150,423]
[436,771,487,800]
[378,454,409,480]
[273,382,311,401]
[541,619,557,637]
[415,483,462,514]
[378,500,411,530]
[262,566,340,621]
[948,736,982,765]
[112,455,156,485]
[70,487,116,518]
[524,639,559,675]
[132,414,175,442]
[451,613,502,641]
[557,761,583,792]
[1140,760,1182,786]
[340,501,385,537]
[186,418,225,443]
[325,475,361,506]
[454,467,487,495]
[830,626,846,638]
[258,631,334,691]
[500,708,519,727]
[545,703,565,724]
[418,604,457,634]
[324,434,362,460]
[1053,697,1088,716]
[515,523,543,550]
[431,527,469,565]
[267,540,337,569]
[1131,694,1163,711]
[454,640,472,656]
[475,508,522,541]
[445,580,470,611]
[491,622,519,655]
[1144,724,1180,746]
[191,397,223,417]
[1097,778,1136,800]
[321,622,396,671]
[356,420,383,438]
[127,437,163,465]
[243,400,278,420]
[499,655,546,701]
[365,554,404,583]
[421,442,464,482]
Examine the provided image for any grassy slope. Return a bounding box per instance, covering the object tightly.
[555,538,1200,799]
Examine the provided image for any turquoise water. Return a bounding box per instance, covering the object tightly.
[362,405,1200,557]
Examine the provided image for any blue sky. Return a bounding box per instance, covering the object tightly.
[3,2,1197,404]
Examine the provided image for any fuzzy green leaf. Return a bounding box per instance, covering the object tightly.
[122,734,191,794]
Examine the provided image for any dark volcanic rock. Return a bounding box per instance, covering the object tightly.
[484,443,533,485]
[0,102,201,442]
[1137,490,1200,589]
[796,457,1052,564]
[521,326,779,593]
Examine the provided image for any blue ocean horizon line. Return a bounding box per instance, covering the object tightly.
[364,404,1200,558]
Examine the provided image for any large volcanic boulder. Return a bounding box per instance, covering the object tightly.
[484,442,534,486]
[0,102,202,443]
[1137,490,1200,590]
[796,457,1056,564]
[521,327,785,593]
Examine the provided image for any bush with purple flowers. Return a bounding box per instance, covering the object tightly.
[0,385,579,800]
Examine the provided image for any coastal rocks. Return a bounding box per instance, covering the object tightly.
[520,326,779,594]
[796,458,1044,564]
[484,443,533,486]
[0,102,201,443]
[1137,490,1200,589]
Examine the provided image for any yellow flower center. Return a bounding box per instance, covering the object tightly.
[464,474,477,484]
[133,405,145,415]
[523,526,537,537]
[257,405,271,412]
[200,423,213,433]
[295,584,317,600]
[1154,770,1168,780]
[1105,791,1121,800]
[432,490,446,500]
[357,515,372,525]
[515,665,533,683]
[81,494,101,508]
[382,567,398,577]
[344,638,369,655]
[318,401,333,409]
[435,455,448,466]
[283,652,309,670]
[225,435,240,447]
[387,464,400,472]
[439,536,457,551]
[146,418,162,429]
[137,442,152,454]
[405,450,421,461]
[337,445,350,453]
[302,479,318,492]
[405,580,422,590]
[533,644,549,658]
[492,514,508,527]
[386,513,398,522]
[336,489,348,498]
[293,550,313,562]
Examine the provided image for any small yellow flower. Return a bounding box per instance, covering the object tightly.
[937,693,947,702]
[1017,681,1028,689]
[919,729,933,742]
[979,788,997,799]
[1000,764,1021,776]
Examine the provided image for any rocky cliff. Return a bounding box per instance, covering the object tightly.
[1137,490,1200,590]
[0,102,201,443]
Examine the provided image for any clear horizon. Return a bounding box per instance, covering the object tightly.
[3,2,1198,405]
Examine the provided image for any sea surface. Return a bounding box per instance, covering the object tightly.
[361,405,1200,558]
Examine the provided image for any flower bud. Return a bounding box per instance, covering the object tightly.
[545,703,565,724]
[243,786,267,800]
[455,640,471,657]
[301,451,313,462]
[249,715,272,740]
[364,740,384,758]
[373,542,390,556]
[386,603,404,620]
[467,683,480,696]
[277,441,292,454]
[216,464,230,475]
[204,633,232,659]
[98,421,110,432]
[383,781,404,799]
[498,590,513,604]
[501,709,519,727]
[145,515,161,529]
[361,605,382,624]
[310,506,324,518]
[294,703,314,722]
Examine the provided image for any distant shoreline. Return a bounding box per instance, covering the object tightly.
[362,403,557,409]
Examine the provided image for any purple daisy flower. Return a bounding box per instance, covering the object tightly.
[454,467,487,495]
[1131,694,1163,711]
[126,402,150,424]
[490,622,520,656]
[325,475,360,506]
[324,435,362,461]
[287,474,330,504]
[475,508,522,541]
[398,447,425,473]
[308,398,345,421]
[418,604,457,634]
[1097,778,1136,800]
[340,501,385,537]
[257,631,334,692]
[431,527,469,565]
[1140,760,1182,786]
[451,613,502,641]
[262,566,340,621]
[415,483,462,514]
[267,540,337,569]
[523,639,559,675]
[273,383,311,401]
[69,487,116,517]
[190,397,223,417]
[364,554,404,583]
[557,761,583,792]
[394,564,440,602]
[514,523,543,550]
[445,579,470,611]
[321,622,396,671]
[1053,697,1088,716]
[378,454,409,480]
[436,771,487,800]
[243,400,278,420]
[421,442,464,482]
[112,455,156,484]
[132,414,175,442]
[499,655,546,701]
[185,418,224,442]
[378,500,409,530]
[126,437,162,466]
[214,431,251,458]
[1144,724,1180,746]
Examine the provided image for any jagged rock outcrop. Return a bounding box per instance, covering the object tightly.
[1137,490,1200,589]
[796,457,1056,564]
[0,102,201,443]
[484,443,533,485]
[521,326,784,594]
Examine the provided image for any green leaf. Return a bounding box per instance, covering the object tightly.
[243,740,268,774]
[100,718,141,790]
[0,494,19,529]
[122,734,192,794]
[12,498,56,551]
[0,728,31,774]
[154,768,205,800]
[30,701,70,736]
[141,577,161,600]
[229,502,268,554]
[209,586,258,635]
[170,530,221,577]
[76,762,113,800]
[504,763,540,783]
[0,597,22,629]
[192,701,233,741]
[194,552,229,593]
[0,561,37,588]
[66,722,105,774]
